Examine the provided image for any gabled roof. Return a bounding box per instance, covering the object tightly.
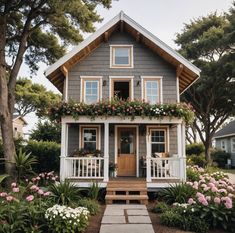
[13,115,28,126]
[45,11,200,93]
[213,120,235,139]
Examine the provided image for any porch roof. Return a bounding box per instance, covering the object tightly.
[62,116,183,124]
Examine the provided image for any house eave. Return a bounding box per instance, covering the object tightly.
[213,133,235,140]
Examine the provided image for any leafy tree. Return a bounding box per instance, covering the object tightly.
[15,78,61,117]
[175,6,235,162]
[0,0,112,176]
[30,120,61,143]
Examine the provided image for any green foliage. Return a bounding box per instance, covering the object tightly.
[187,154,207,167]
[0,174,9,186]
[159,183,196,204]
[30,120,61,143]
[78,198,100,215]
[211,149,231,168]
[186,166,200,181]
[160,208,209,233]
[25,140,60,172]
[152,202,169,213]
[14,148,38,181]
[175,8,235,161]
[88,182,100,200]
[49,181,80,206]
[49,100,195,124]
[15,78,61,117]
[186,143,205,156]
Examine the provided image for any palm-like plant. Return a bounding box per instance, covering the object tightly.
[49,180,80,206]
[14,148,38,182]
[159,183,196,204]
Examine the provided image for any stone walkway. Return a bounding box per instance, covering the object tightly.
[99,205,154,233]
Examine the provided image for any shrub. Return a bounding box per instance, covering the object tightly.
[45,204,89,233]
[152,201,169,213]
[78,198,100,215]
[211,149,231,168]
[25,140,60,172]
[186,166,200,181]
[159,183,196,204]
[186,143,205,156]
[187,154,207,167]
[49,180,80,206]
[160,210,181,227]
[88,182,100,200]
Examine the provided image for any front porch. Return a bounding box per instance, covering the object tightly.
[60,116,186,188]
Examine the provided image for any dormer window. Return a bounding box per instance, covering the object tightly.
[110,45,133,68]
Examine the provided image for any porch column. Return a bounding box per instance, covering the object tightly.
[104,122,109,182]
[60,122,68,182]
[181,123,186,181]
[146,133,151,182]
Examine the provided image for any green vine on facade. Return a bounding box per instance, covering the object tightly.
[48,99,195,124]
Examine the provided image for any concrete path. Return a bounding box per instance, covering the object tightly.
[99,205,154,233]
[227,173,235,184]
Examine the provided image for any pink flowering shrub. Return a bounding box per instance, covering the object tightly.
[185,167,235,231]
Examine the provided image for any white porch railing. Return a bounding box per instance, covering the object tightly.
[148,157,186,181]
[62,157,104,179]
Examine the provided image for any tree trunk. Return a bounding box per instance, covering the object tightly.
[0,13,16,177]
[204,135,212,165]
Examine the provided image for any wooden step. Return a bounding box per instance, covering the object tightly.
[106,187,147,192]
[105,194,148,204]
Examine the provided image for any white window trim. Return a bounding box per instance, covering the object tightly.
[231,137,235,153]
[80,76,102,103]
[79,125,101,150]
[109,76,134,101]
[141,76,163,104]
[110,45,134,68]
[146,126,169,156]
[221,139,227,152]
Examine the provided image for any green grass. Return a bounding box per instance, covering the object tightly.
[218,168,235,174]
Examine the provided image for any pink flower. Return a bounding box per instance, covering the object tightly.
[37,189,44,195]
[12,187,19,193]
[208,183,215,188]
[203,186,210,192]
[32,178,36,182]
[188,198,195,205]
[26,195,34,202]
[36,176,40,181]
[218,189,227,194]
[0,192,7,197]
[196,192,204,198]
[206,196,211,201]
[6,195,14,202]
[11,182,17,188]
[214,197,221,204]
[227,186,234,192]
[30,185,39,191]
[43,191,51,197]
[211,186,218,192]
[225,202,233,209]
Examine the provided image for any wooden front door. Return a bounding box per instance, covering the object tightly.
[117,127,136,176]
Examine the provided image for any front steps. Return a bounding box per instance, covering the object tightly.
[105,179,148,204]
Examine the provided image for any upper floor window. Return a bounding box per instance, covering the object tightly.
[141,76,162,104]
[110,45,133,68]
[80,76,102,104]
[221,140,227,152]
[231,137,235,153]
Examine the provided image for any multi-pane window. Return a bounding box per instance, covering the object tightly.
[111,46,133,68]
[221,140,227,152]
[150,129,166,155]
[84,81,99,104]
[146,81,159,104]
[82,128,97,151]
[231,138,235,153]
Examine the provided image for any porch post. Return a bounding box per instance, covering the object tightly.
[146,133,151,182]
[60,122,68,182]
[181,123,186,181]
[104,122,109,182]
[177,123,184,180]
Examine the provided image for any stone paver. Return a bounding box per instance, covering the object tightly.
[128,215,152,223]
[227,173,235,184]
[126,209,149,216]
[100,205,154,233]
[101,215,126,224]
[100,224,155,233]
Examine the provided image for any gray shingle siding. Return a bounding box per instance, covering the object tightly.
[68,32,177,102]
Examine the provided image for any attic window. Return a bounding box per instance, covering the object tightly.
[110,45,133,68]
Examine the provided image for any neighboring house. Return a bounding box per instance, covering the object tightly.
[45,11,200,198]
[0,114,27,139]
[213,120,235,167]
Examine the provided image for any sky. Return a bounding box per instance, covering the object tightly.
[20,0,233,134]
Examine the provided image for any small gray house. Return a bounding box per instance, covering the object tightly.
[45,11,200,203]
[213,120,235,167]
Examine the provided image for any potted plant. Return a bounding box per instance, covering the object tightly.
[109,162,118,178]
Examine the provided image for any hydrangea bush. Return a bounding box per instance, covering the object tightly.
[45,205,90,233]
